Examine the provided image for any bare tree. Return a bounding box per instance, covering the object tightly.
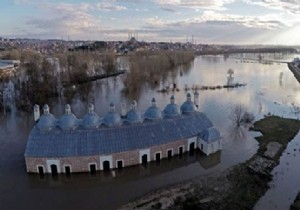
[230,104,255,127]
[230,104,245,127]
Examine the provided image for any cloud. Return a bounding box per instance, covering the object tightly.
[142,11,290,43]
[146,11,287,30]
[21,1,101,39]
[14,0,129,39]
[95,2,127,11]
[156,0,235,9]
[244,0,300,14]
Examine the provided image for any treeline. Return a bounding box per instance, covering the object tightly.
[196,47,297,55]
[1,50,119,112]
[123,50,194,99]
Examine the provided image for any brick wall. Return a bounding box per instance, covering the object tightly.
[25,138,190,173]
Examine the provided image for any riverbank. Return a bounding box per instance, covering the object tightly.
[119,116,300,210]
[288,62,300,83]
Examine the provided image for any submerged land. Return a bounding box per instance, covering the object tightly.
[120,116,300,210]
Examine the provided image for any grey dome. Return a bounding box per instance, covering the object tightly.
[37,104,56,131]
[144,98,162,121]
[103,103,122,126]
[163,95,180,118]
[58,104,78,130]
[199,127,222,143]
[126,101,142,124]
[180,93,196,114]
[81,104,100,129]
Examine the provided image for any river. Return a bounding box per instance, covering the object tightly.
[0,53,299,210]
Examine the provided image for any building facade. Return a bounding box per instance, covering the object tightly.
[25,93,222,175]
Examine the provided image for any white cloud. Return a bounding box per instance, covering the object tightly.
[22,1,101,39]
[142,11,292,44]
[95,2,127,11]
[156,0,235,9]
[244,0,300,14]
[146,11,287,30]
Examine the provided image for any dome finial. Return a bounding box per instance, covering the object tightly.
[151,98,156,107]
[65,104,71,114]
[187,93,192,102]
[170,95,175,104]
[88,103,94,114]
[43,104,50,115]
[109,102,115,112]
[132,100,137,110]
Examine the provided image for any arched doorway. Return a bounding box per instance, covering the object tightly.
[103,161,110,171]
[89,164,96,174]
[189,142,195,155]
[50,164,58,175]
[142,154,148,166]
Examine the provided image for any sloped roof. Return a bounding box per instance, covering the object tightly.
[199,127,222,143]
[25,111,213,157]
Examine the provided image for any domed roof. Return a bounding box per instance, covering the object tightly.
[144,98,162,121]
[81,104,100,129]
[163,95,180,118]
[126,100,142,124]
[180,93,196,114]
[58,104,78,130]
[199,127,222,143]
[37,104,57,131]
[103,103,122,127]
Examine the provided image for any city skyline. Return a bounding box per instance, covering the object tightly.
[1,0,300,45]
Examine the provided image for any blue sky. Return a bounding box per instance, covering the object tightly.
[1,0,300,45]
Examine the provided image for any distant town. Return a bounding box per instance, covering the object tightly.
[0,36,298,56]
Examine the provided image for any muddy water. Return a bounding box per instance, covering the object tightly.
[0,54,298,210]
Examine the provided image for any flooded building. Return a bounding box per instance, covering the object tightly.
[24,93,222,175]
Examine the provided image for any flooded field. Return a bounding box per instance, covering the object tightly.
[0,53,299,210]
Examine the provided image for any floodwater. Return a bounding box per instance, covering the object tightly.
[0,53,299,210]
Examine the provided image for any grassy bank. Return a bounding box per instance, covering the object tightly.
[251,116,300,157]
[224,116,300,210]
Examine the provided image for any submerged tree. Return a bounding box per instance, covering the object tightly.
[230,104,255,127]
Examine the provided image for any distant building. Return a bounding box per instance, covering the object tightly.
[24,93,222,175]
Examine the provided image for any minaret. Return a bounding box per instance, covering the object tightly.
[194,91,199,109]
[33,104,40,122]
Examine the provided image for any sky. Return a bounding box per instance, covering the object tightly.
[0,0,300,45]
